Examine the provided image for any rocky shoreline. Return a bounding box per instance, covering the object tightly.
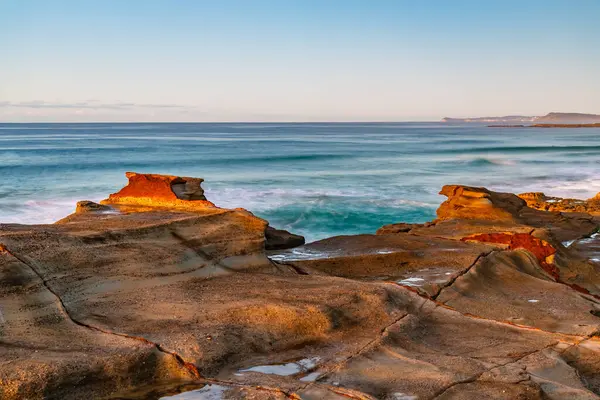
[488,123,600,128]
[2,173,600,399]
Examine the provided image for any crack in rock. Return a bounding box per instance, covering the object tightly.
[0,243,202,379]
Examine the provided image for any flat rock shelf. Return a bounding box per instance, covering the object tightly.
[2,173,600,399]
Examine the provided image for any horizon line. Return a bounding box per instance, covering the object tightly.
[0,120,449,124]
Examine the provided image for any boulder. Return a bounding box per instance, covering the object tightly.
[264,226,305,250]
[75,200,113,213]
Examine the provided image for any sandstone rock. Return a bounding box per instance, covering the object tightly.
[519,192,548,202]
[101,171,216,210]
[519,191,600,214]
[436,250,600,335]
[429,185,598,243]
[3,180,600,399]
[75,200,113,213]
[376,222,424,234]
[264,226,305,250]
[437,185,527,222]
[269,233,493,297]
[0,246,196,400]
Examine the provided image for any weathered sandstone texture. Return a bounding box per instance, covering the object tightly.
[520,191,600,214]
[101,172,216,210]
[2,177,600,399]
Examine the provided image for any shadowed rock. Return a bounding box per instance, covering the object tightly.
[264,226,305,250]
[76,200,113,213]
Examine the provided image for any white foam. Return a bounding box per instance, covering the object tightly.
[160,384,228,399]
[398,277,426,287]
[0,198,95,225]
[392,394,418,400]
[376,249,396,254]
[269,248,332,261]
[238,357,320,377]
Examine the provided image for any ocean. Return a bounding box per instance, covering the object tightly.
[1,122,600,242]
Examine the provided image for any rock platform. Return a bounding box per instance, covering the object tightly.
[2,173,600,399]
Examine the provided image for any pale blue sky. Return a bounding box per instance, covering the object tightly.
[1,0,599,122]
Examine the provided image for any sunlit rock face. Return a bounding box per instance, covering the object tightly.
[437,184,528,222]
[3,179,600,399]
[101,172,216,210]
[519,190,600,214]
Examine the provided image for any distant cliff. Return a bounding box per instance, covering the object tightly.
[443,112,600,124]
[442,115,535,123]
[534,112,600,123]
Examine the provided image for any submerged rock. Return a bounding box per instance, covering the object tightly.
[3,178,600,399]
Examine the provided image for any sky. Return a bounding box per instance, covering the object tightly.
[1,0,599,122]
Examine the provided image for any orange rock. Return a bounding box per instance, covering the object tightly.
[437,185,526,221]
[461,232,559,280]
[101,172,216,210]
[518,192,547,202]
[518,191,600,214]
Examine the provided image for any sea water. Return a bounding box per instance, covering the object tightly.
[2,122,600,242]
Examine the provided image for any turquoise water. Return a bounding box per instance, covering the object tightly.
[2,122,600,242]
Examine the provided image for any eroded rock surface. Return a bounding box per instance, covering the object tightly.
[2,179,600,399]
[101,172,216,210]
[520,191,600,214]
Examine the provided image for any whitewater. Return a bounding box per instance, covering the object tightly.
[2,122,600,241]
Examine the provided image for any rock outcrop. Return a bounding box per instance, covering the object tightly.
[75,200,113,213]
[519,191,600,214]
[101,172,216,210]
[437,185,527,222]
[264,226,305,250]
[376,222,427,234]
[3,179,600,399]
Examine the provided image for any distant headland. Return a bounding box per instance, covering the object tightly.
[442,112,600,125]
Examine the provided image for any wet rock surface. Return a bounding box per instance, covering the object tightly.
[2,178,600,399]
